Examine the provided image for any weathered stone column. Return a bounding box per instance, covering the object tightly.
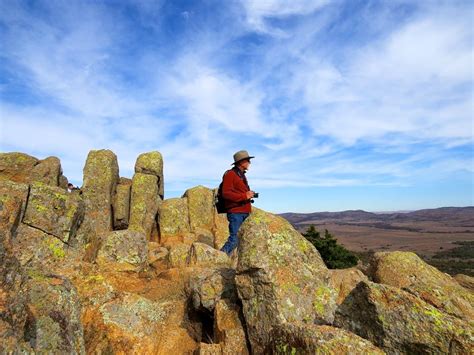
[77,150,119,246]
[129,151,163,241]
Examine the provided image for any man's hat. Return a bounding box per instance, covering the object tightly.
[232,150,255,165]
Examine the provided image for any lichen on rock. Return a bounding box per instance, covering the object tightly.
[129,172,161,241]
[369,251,474,321]
[235,208,338,353]
[22,182,84,243]
[96,230,148,271]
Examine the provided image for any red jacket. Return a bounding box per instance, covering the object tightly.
[222,168,252,213]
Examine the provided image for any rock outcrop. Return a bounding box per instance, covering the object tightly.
[235,208,338,353]
[334,280,473,354]
[0,153,67,187]
[1,149,472,354]
[368,251,474,321]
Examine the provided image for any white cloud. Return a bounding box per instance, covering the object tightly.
[240,0,331,34]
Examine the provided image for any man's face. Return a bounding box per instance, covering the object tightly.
[240,159,251,170]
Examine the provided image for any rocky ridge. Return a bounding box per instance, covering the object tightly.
[0,150,472,354]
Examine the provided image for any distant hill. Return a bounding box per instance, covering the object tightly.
[280,207,474,227]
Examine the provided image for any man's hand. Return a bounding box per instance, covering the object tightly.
[246,191,255,199]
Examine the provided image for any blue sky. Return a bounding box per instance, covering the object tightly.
[0,0,472,213]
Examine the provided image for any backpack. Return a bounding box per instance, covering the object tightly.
[215,170,230,214]
[214,167,248,214]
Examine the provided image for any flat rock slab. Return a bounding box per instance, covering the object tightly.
[270,322,385,354]
[23,182,84,243]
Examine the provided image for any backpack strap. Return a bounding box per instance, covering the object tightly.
[231,166,250,190]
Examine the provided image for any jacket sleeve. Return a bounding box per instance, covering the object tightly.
[222,171,247,202]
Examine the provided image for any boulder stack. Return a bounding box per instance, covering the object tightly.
[0,149,472,354]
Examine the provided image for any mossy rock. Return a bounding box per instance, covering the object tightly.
[0,153,64,187]
[0,152,38,184]
[25,273,85,353]
[188,242,230,268]
[135,151,164,198]
[187,268,237,312]
[22,182,84,243]
[0,180,29,242]
[96,230,148,271]
[334,280,474,354]
[167,244,192,268]
[235,208,337,354]
[370,251,474,321]
[270,322,385,354]
[158,197,190,239]
[182,185,214,232]
[129,173,161,241]
[78,149,119,245]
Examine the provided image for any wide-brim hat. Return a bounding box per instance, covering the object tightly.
[232,150,255,165]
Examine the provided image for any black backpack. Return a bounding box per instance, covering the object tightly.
[215,170,230,214]
[215,167,248,214]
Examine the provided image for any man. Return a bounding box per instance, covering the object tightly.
[220,150,256,256]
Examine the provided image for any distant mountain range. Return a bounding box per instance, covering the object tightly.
[279,206,474,228]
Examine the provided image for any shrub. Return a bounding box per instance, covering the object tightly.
[302,225,358,269]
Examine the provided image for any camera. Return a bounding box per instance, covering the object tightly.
[250,192,259,204]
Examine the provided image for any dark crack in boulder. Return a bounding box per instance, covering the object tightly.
[235,208,337,354]
[12,224,71,268]
[112,177,131,230]
[0,180,29,243]
[214,299,249,355]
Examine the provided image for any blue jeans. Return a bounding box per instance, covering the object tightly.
[220,213,249,255]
